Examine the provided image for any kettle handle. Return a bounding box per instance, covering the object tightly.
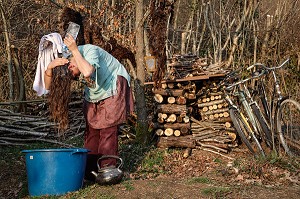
[97,155,123,170]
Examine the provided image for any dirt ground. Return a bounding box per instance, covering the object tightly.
[0,144,299,199]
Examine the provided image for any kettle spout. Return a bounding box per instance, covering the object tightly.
[91,171,98,177]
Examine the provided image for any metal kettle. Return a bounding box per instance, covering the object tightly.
[91,155,124,185]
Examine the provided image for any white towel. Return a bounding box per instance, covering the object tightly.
[33,33,63,96]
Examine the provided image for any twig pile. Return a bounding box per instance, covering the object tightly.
[166,54,230,80]
[190,117,237,154]
[0,100,85,147]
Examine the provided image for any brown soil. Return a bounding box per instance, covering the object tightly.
[0,145,299,199]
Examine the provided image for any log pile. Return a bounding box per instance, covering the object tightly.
[0,107,136,147]
[0,92,137,146]
[0,100,85,146]
[191,79,238,154]
[166,54,230,80]
[153,82,194,139]
[154,55,237,156]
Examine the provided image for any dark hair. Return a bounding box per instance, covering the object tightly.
[58,7,85,45]
[48,64,73,133]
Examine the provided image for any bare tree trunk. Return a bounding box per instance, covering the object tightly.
[226,1,257,67]
[144,29,150,56]
[192,8,200,55]
[110,0,116,31]
[135,0,149,144]
[0,0,14,102]
[204,2,218,62]
[181,0,196,54]
[196,1,206,56]
[181,32,187,54]
[12,47,26,112]
[166,13,171,59]
[170,0,180,55]
[252,19,258,64]
[260,14,273,61]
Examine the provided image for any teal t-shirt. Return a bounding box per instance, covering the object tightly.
[78,44,131,102]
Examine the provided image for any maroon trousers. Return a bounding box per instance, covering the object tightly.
[82,76,134,181]
[83,125,118,181]
[84,125,118,167]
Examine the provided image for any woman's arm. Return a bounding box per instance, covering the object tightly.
[44,58,69,89]
[64,35,95,77]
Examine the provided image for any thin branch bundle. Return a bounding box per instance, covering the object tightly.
[0,98,85,146]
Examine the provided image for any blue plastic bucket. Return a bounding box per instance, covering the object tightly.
[22,148,88,196]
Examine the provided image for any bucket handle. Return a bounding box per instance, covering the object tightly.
[97,155,123,170]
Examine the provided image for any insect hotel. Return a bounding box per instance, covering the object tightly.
[145,54,238,156]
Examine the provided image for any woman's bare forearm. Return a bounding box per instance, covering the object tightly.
[44,58,69,89]
[44,68,52,89]
[71,49,94,77]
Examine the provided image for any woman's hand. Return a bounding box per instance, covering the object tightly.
[47,58,69,70]
[44,58,69,90]
[63,35,95,77]
[64,34,78,52]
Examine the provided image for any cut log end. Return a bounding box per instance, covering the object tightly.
[167,96,176,104]
[164,128,174,136]
[155,129,164,136]
[174,130,181,137]
[154,94,164,103]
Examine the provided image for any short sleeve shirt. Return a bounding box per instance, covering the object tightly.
[78,44,131,102]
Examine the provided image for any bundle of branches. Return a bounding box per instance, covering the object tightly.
[166,54,230,80]
[0,91,137,146]
[0,94,85,147]
[190,117,237,154]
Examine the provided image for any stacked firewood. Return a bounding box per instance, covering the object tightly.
[154,80,238,154]
[190,79,238,153]
[196,81,230,121]
[166,54,230,80]
[153,82,195,139]
[153,55,238,156]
